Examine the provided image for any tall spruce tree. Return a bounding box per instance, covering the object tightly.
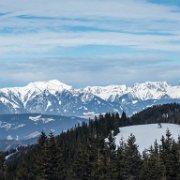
[47,132,58,180]
[0,153,5,180]
[122,134,142,179]
[35,131,48,180]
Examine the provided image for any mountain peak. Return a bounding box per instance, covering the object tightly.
[47,79,72,90]
[133,81,169,88]
[26,80,72,92]
[130,81,171,101]
[0,80,179,116]
[48,79,64,85]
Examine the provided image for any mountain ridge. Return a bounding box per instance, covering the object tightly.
[0,80,180,116]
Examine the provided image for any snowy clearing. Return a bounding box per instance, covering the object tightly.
[115,123,180,153]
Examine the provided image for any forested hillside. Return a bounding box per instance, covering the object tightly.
[0,103,180,180]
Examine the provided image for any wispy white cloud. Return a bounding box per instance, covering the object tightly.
[0,0,180,86]
[0,0,179,20]
[0,0,180,55]
[0,31,180,56]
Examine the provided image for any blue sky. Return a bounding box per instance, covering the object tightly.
[0,0,180,88]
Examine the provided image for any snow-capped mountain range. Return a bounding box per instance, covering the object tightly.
[0,80,180,116]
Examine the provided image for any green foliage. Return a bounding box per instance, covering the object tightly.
[0,153,5,180]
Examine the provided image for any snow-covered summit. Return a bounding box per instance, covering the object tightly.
[1,80,72,100]
[25,79,72,93]
[131,81,169,100]
[82,81,180,101]
[82,85,128,101]
[131,81,180,100]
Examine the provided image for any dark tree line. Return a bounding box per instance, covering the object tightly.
[0,103,180,180]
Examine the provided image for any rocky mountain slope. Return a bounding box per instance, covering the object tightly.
[0,80,180,116]
[0,113,87,151]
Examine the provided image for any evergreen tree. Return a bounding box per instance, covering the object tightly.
[47,132,58,180]
[105,132,116,179]
[115,138,126,180]
[161,130,178,179]
[140,150,166,180]
[2,103,180,180]
[56,144,65,180]
[0,153,5,180]
[15,167,28,180]
[35,131,48,180]
[121,111,127,126]
[72,144,90,180]
[122,134,142,179]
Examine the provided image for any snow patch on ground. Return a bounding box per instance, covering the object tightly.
[6,135,13,140]
[5,147,19,160]
[25,131,41,139]
[29,115,42,121]
[29,115,55,123]
[132,100,138,104]
[115,123,180,153]
[41,118,55,124]
[13,124,26,130]
[0,121,12,130]
[46,101,52,110]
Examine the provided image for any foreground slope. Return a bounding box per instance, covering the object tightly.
[115,123,180,153]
